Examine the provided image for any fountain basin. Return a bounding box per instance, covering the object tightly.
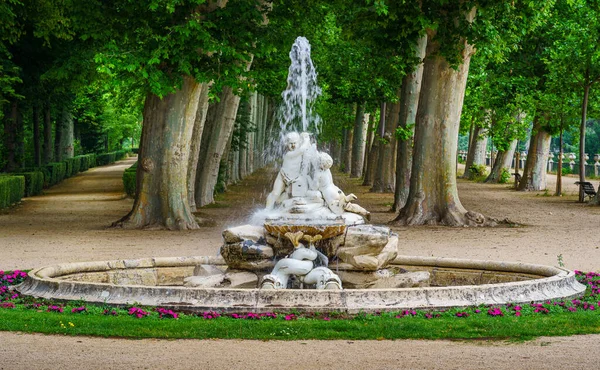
[17,255,586,313]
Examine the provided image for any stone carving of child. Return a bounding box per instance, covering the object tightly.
[266,132,312,210]
[313,152,370,220]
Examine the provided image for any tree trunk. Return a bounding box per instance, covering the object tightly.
[372,100,396,193]
[186,83,210,212]
[340,127,353,174]
[555,127,563,196]
[331,139,342,166]
[3,102,19,172]
[363,113,381,187]
[54,108,63,163]
[114,76,203,230]
[195,86,243,207]
[362,113,375,177]
[33,104,42,167]
[485,139,517,183]
[517,117,551,191]
[578,82,590,202]
[462,125,487,178]
[350,101,367,178]
[393,33,427,211]
[392,27,491,227]
[59,108,74,160]
[43,103,53,164]
[239,135,247,179]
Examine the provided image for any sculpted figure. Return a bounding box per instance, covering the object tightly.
[261,234,342,290]
[265,132,312,210]
[313,152,370,219]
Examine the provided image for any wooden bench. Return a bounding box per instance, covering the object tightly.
[575,181,598,200]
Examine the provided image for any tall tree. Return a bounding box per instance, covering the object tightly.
[392,1,553,226]
[545,0,600,202]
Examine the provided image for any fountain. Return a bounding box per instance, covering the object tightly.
[15,37,586,313]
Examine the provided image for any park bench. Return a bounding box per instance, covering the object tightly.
[574,181,598,201]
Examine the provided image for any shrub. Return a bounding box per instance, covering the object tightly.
[498,168,511,184]
[0,175,25,209]
[21,167,50,188]
[46,162,66,187]
[78,155,90,172]
[11,171,44,197]
[63,158,74,178]
[96,152,117,166]
[87,154,97,168]
[122,162,137,197]
[561,167,572,175]
[468,164,487,180]
[115,150,129,161]
[71,156,82,175]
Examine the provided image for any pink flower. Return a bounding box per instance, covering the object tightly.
[71,306,87,314]
[284,314,296,321]
[128,307,149,318]
[1,302,15,309]
[487,308,504,317]
[157,308,178,319]
[47,305,63,313]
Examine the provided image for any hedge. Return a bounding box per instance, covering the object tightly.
[0,175,25,209]
[122,162,137,197]
[45,162,66,187]
[96,152,116,166]
[78,154,97,171]
[72,156,82,175]
[63,158,74,178]
[11,171,44,197]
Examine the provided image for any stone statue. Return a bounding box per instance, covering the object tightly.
[264,131,368,222]
[265,132,315,210]
[312,152,370,220]
[261,232,342,290]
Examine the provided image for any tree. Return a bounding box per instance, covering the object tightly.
[82,1,268,229]
[392,1,553,226]
[545,0,600,201]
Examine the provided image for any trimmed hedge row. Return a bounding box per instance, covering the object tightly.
[97,150,129,167]
[0,175,25,209]
[11,171,44,197]
[123,162,137,197]
[3,151,130,207]
[46,162,67,187]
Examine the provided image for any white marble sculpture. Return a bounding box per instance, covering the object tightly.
[264,131,369,223]
[261,232,342,290]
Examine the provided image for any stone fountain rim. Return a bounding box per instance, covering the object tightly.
[16,255,586,313]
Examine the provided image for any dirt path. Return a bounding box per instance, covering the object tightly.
[1,159,600,369]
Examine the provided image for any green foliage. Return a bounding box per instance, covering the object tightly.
[63,158,74,178]
[499,167,511,184]
[468,164,488,180]
[561,167,572,176]
[45,162,66,187]
[123,162,137,198]
[96,153,116,167]
[0,174,25,208]
[11,171,43,197]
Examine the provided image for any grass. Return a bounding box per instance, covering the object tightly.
[2,306,600,340]
[2,270,600,341]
